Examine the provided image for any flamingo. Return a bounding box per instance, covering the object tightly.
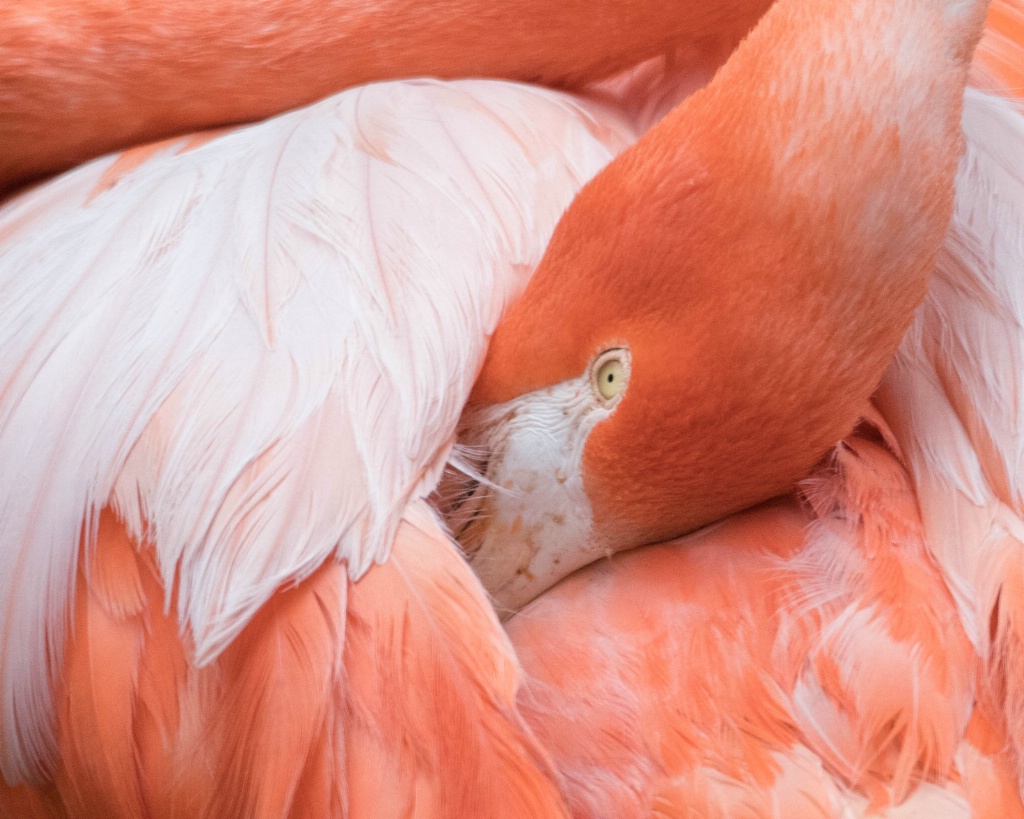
[0,0,1017,818]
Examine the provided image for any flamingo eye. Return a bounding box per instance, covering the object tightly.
[592,349,629,403]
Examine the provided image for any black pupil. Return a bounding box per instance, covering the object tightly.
[607,373,614,382]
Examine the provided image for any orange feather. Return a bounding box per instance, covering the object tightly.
[11,504,566,817]
[976,0,1024,93]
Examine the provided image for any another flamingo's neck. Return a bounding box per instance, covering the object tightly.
[0,0,773,193]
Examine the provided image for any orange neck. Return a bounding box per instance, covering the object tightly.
[0,0,772,193]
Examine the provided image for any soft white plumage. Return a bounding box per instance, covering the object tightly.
[0,78,634,781]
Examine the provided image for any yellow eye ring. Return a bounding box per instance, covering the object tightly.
[592,348,629,404]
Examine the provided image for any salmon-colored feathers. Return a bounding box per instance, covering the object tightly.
[0,506,566,818]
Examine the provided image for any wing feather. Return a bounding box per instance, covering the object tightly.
[0,78,633,780]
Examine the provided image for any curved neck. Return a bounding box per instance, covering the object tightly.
[474,0,990,550]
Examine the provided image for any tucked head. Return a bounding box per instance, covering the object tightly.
[440,0,985,612]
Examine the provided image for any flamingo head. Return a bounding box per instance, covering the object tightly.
[438,0,987,614]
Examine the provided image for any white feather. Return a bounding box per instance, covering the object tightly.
[0,77,635,780]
